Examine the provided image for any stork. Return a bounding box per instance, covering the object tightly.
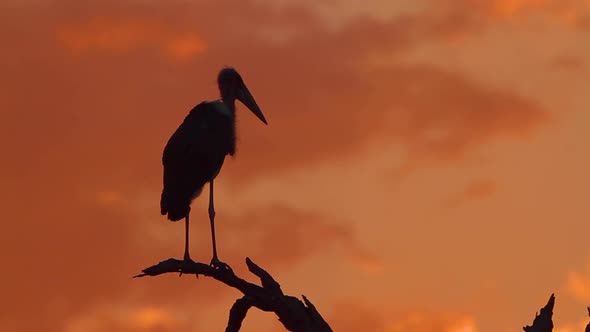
[160,67,267,270]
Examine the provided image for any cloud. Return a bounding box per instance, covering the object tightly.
[328,301,385,332]
[125,192,380,274]
[55,17,207,61]
[550,54,586,71]
[554,319,590,332]
[0,1,557,331]
[461,181,497,201]
[436,0,590,27]
[445,180,497,208]
[492,0,553,17]
[490,0,589,21]
[366,65,548,177]
[386,312,477,332]
[327,300,477,332]
[64,304,192,332]
[0,156,378,331]
[566,260,590,302]
[348,251,386,274]
[0,0,548,192]
[221,34,548,185]
[0,177,375,331]
[215,204,381,271]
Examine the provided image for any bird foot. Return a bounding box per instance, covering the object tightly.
[210,257,232,272]
[178,254,196,277]
[183,253,194,264]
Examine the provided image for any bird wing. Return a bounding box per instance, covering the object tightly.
[162,102,230,169]
[160,103,231,218]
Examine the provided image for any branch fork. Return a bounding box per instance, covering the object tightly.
[135,257,333,332]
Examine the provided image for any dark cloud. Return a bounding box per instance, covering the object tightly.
[0,180,369,331]
[365,64,548,179]
[213,204,377,269]
[0,0,547,195]
[551,54,586,71]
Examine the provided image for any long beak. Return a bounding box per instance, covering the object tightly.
[237,84,268,125]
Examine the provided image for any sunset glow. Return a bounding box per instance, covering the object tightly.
[1,0,589,331]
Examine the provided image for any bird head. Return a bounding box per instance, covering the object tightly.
[218,67,268,125]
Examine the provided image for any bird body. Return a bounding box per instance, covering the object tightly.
[158,67,267,268]
[160,100,236,221]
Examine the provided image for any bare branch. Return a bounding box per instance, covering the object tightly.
[226,297,254,332]
[523,293,554,332]
[135,257,332,332]
[302,295,332,331]
[246,257,283,296]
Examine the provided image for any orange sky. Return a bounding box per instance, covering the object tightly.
[1,0,589,331]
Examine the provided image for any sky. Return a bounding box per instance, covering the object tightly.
[0,0,589,331]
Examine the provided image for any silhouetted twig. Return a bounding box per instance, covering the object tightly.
[134,257,333,332]
[585,306,590,332]
[523,293,555,332]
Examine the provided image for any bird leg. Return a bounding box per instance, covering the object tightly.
[183,214,192,262]
[208,180,232,271]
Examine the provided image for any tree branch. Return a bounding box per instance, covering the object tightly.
[226,297,254,332]
[585,306,590,332]
[134,257,333,332]
[523,293,554,332]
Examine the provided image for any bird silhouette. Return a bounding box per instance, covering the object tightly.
[160,67,267,270]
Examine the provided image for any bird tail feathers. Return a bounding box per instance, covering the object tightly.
[160,191,192,221]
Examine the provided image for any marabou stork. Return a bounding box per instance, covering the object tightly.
[160,67,267,270]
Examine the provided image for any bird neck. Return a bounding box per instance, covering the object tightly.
[221,97,236,114]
